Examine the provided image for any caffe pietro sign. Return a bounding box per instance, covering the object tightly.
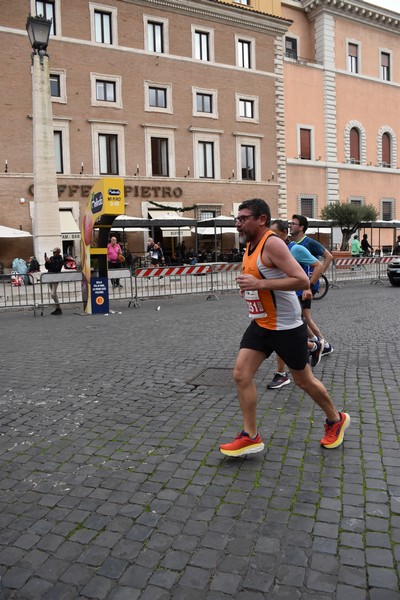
[28,184,184,199]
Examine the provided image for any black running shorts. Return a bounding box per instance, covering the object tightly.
[240,320,309,371]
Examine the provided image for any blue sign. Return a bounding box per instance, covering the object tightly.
[90,277,109,314]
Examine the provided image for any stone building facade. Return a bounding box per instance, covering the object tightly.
[0,0,290,265]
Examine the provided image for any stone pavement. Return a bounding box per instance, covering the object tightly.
[0,281,399,600]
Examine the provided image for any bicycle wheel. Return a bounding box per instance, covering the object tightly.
[313,273,329,300]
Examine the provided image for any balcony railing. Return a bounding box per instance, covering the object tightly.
[285,50,322,66]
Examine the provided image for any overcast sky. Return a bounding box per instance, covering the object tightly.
[364,0,399,12]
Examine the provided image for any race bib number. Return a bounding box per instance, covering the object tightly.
[244,290,267,319]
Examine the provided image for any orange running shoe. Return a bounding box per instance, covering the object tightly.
[320,412,350,449]
[219,431,265,457]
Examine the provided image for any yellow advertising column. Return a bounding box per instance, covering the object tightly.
[80,178,124,314]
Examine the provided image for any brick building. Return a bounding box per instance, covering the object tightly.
[282,0,400,249]
[0,0,290,265]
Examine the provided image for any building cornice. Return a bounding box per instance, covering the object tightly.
[122,0,292,36]
[301,0,400,33]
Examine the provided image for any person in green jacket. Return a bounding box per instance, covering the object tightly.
[351,235,362,257]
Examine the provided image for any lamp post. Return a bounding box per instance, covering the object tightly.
[26,14,62,262]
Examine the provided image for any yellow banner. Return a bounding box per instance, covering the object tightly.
[80,178,125,313]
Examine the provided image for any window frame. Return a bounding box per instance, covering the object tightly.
[144,81,173,114]
[31,0,61,36]
[89,3,118,46]
[91,73,122,108]
[349,196,365,206]
[192,131,221,179]
[144,15,169,54]
[235,134,261,182]
[151,137,169,177]
[236,94,259,123]
[144,126,176,177]
[347,40,360,74]
[381,198,394,221]
[236,35,255,70]
[192,87,218,119]
[90,121,126,176]
[53,118,70,175]
[380,49,391,82]
[49,69,67,104]
[297,195,317,218]
[192,26,214,62]
[285,35,298,60]
[297,125,314,160]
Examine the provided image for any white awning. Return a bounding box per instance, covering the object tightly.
[60,211,81,240]
[307,227,331,234]
[148,210,193,221]
[148,210,193,237]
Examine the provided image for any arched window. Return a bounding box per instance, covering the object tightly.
[382,132,391,167]
[350,128,360,164]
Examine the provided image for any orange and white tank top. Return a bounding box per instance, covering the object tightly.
[242,230,303,331]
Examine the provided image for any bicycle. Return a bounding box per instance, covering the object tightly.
[312,273,329,300]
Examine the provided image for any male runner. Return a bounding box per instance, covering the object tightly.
[289,214,334,357]
[219,199,350,457]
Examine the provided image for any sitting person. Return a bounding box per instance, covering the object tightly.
[185,248,198,265]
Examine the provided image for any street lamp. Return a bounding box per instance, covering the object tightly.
[26,14,62,264]
[26,14,51,62]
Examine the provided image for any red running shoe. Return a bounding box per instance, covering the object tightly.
[320,412,350,448]
[219,431,265,457]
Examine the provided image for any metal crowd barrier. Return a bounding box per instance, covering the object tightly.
[131,262,241,307]
[1,256,397,313]
[0,273,36,309]
[330,256,397,287]
[39,271,83,316]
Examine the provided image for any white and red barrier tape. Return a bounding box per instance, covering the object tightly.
[134,265,212,278]
[335,256,397,266]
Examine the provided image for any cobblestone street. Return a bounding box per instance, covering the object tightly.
[0,282,399,599]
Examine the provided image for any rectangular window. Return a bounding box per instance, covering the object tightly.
[300,128,311,160]
[381,52,391,81]
[151,138,169,176]
[96,80,116,102]
[382,200,393,221]
[54,130,63,173]
[239,99,254,119]
[349,197,364,206]
[348,43,358,73]
[95,10,112,44]
[300,197,315,218]
[198,142,214,178]
[99,133,118,174]
[285,37,298,59]
[241,145,255,180]
[149,86,167,108]
[36,1,55,35]
[147,21,164,53]
[238,39,251,68]
[235,0,249,4]
[195,31,210,61]
[50,73,61,97]
[196,93,212,113]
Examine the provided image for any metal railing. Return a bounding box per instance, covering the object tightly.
[0,257,398,313]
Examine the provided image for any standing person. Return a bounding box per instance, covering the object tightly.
[351,235,362,257]
[289,214,333,357]
[266,219,328,390]
[361,234,373,256]
[393,235,400,256]
[107,236,123,288]
[44,247,64,315]
[147,238,164,266]
[219,199,350,457]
